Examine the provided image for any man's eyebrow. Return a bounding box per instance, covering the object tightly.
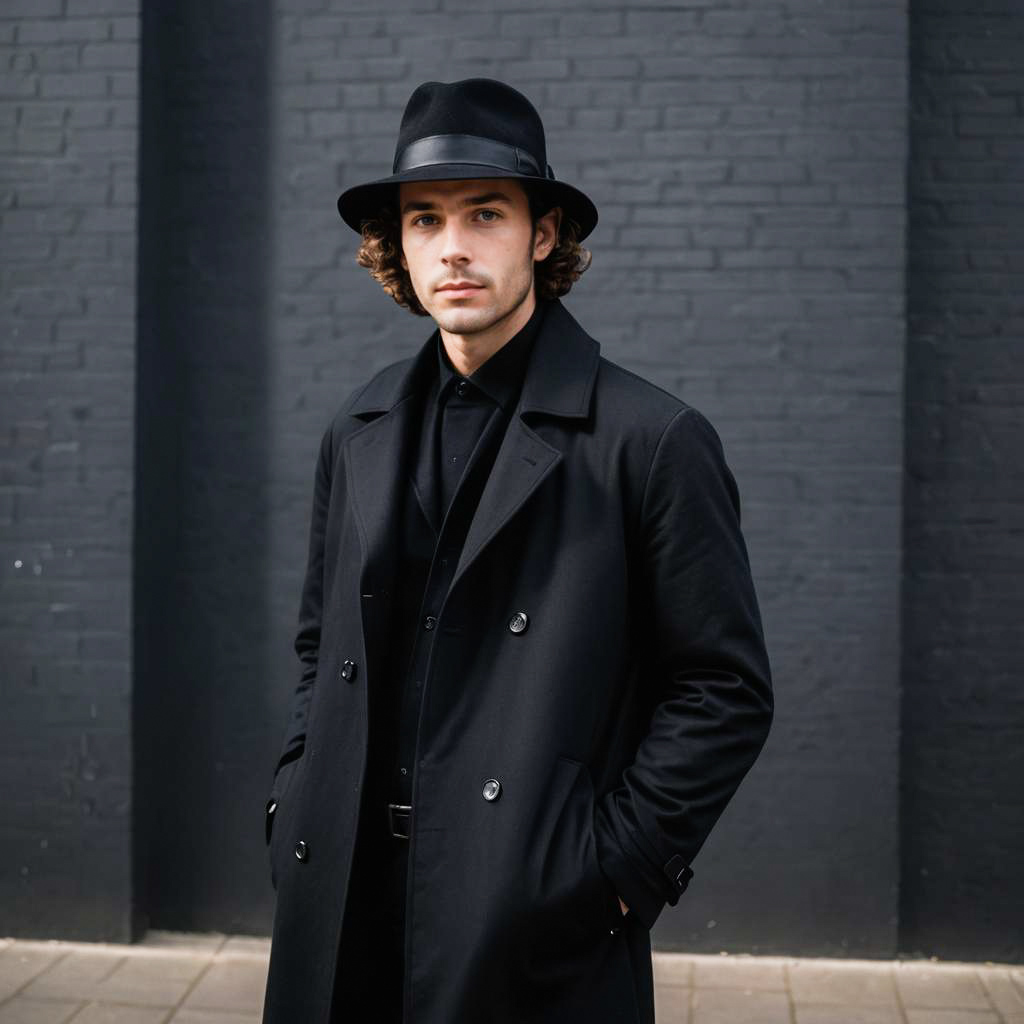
[400,191,514,215]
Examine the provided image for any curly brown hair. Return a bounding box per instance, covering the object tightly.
[355,180,592,316]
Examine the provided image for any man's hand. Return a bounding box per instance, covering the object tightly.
[618,895,629,916]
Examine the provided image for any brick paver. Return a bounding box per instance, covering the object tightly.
[0,933,1020,1023]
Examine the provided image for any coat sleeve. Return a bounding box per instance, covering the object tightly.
[593,405,774,929]
[272,422,334,780]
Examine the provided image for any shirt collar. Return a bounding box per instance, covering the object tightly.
[435,298,548,412]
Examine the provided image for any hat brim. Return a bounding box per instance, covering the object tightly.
[337,163,598,241]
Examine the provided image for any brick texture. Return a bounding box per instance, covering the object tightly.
[902,0,1024,964]
[0,4,139,940]
[3,0,1018,965]
[269,0,907,956]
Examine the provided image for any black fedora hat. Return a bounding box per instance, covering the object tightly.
[336,78,598,240]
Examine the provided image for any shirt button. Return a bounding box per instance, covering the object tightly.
[508,611,529,634]
[423,615,437,630]
[482,778,502,802]
[456,380,468,396]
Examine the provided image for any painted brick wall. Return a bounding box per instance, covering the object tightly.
[0,0,139,940]
[268,0,908,954]
[132,0,276,935]
[12,0,1019,963]
[903,0,1024,963]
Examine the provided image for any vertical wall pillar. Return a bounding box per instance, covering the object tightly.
[902,0,1024,963]
[134,0,274,933]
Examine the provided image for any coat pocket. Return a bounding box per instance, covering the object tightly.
[573,758,627,933]
[528,756,622,943]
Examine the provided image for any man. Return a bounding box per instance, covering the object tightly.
[261,78,773,1024]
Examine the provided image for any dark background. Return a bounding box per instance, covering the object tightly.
[1,0,1021,963]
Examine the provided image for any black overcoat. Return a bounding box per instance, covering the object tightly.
[261,298,774,1024]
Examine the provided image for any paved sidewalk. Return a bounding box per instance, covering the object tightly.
[0,932,1021,1023]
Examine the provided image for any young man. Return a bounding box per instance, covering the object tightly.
[261,79,773,1024]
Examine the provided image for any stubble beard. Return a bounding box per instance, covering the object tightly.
[421,230,538,338]
[432,270,533,338]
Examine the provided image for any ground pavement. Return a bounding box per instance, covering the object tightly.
[0,932,1021,1023]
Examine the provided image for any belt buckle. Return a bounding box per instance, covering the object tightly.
[387,802,412,839]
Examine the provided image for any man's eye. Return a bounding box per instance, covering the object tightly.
[413,215,436,226]
[477,209,500,221]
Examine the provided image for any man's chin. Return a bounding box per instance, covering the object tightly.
[431,306,499,336]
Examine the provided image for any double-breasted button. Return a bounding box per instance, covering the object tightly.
[265,801,277,844]
[482,778,502,802]
[294,840,308,862]
[339,659,357,682]
[508,611,529,634]
[423,615,437,631]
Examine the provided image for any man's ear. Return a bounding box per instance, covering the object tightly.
[534,207,561,262]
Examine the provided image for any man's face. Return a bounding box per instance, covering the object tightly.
[398,177,556,337]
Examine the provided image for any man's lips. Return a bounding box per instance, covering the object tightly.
[436,282,484,295]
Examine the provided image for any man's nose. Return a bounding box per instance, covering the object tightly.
[440,221,471,265]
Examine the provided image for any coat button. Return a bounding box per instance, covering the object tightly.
[294,840,308,862]
[508,611,529,634]
[481,778,502,802]
[340,659,357,682]
[423,615,437,631]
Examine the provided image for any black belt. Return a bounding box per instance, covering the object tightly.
[387,803,411,839]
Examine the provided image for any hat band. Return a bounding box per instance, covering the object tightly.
[394,133,553,179]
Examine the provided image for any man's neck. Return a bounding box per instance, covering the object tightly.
[439,289,537,377]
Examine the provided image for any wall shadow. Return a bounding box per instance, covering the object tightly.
[134,0,275,935]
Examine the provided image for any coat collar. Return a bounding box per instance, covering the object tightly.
[348,297,600,423]
[343,297,601,654]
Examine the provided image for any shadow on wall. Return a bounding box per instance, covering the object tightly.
[134,0,276,936]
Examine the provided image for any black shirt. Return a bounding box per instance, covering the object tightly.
[431,302,541,525]
[380,299,548,810]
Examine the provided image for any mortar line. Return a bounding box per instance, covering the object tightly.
[0,947,74,1008]
[782,958,798,1024]
[165,950,219,1019]
[686,956,696,1024]
[96,954,128,984]
[891,962,912,1024]
[977,966,1010,1024]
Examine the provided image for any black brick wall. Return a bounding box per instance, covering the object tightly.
[902,0,1024,963]
[0,0,1019,963]
[0,1,138,941]
[133,0,275,935]
[269,0,908,957]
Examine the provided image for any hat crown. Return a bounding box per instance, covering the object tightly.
[394,79,547,176]
[336,77,598,241]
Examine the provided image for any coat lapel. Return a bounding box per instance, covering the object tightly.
[449,299,599,592]
[343,334,435,597]
[344,297,601,604]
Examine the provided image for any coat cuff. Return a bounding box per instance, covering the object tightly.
[593,803,694,931]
